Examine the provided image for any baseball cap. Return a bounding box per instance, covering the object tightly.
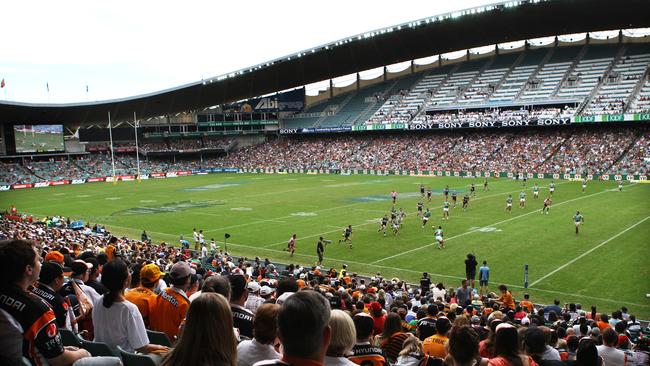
[140,264,163,283]
[39,262,65,284]
[260,286,274,296]
[44,251,65,265]
[276,291,294,305]
[70,260,92,276]
[471,315,481,324]
[170,261,192,279]
[247,281,261,293]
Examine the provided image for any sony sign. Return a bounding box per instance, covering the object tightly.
[280,128,298,134]
[534,118,571,126]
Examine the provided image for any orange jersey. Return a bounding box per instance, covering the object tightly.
[124,287,157,326]
[105,245,116,262]
[149,287,190,342]
[520,300,535,313]
[499,291,515,310]
[422,334,449,358]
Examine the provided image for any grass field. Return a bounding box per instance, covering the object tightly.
[1,173,649,318]
[15,131,64,152]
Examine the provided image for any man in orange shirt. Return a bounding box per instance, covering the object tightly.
[423,317,451,358]
[105,237,117,262]
[124,263,162,326]
[596,313,613,332]
[149,261,192,342]
[519,293,535,314]
[496,284,515,311]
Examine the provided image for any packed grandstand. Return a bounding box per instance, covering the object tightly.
[2,1,650,366]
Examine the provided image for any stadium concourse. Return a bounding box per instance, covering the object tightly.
[0,125,648,186]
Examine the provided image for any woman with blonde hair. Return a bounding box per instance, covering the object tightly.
[160,293,237,366]
[396,334,427,366]
[325,309,358,366]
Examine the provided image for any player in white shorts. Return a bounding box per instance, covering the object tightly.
[434,226,445,249]
[442,201,450,220]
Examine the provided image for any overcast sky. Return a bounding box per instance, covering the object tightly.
[0,0,507,104]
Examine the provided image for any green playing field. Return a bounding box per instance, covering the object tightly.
[2,173,649,318]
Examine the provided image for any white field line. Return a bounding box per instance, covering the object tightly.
[253,218,287,224]
[261,181,568,249]
[202,179,514,239]
[198,238,650,308]
[529,215,650,287]
[370,184,635,265]
[197,202,369,235]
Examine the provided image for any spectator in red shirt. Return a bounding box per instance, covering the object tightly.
[370,301,386,335]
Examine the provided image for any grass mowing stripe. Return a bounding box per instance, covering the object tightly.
[529,215,650,287]
[370,184,637,265]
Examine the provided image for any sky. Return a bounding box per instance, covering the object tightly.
[0,0,506,104]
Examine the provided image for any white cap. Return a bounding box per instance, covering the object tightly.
[260,286,274,296]
[247,281,260,293]
[276,292,294,305]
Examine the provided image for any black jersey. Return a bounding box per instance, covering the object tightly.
[451,193,457,200]
[0,285,65,364]
[463,195,469,203]
[32,283,69,328]
[344,228,352,237]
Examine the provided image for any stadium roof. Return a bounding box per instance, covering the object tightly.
[1,0,649,124]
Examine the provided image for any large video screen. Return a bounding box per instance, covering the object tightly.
[14,124,65,153]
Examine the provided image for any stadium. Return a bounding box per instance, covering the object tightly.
[1,0,650,365]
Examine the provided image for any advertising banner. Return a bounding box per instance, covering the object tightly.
[12,184,33,189]
[71,179,86,185]
[409,118,572,130]
[280,126,353,134]
[0,185,11,191]
[87,177,105,183]
[224,88,304,113]
[34,182,50,188]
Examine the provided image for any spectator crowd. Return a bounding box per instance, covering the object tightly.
[1,214,649,366]
[1,127,648,186]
